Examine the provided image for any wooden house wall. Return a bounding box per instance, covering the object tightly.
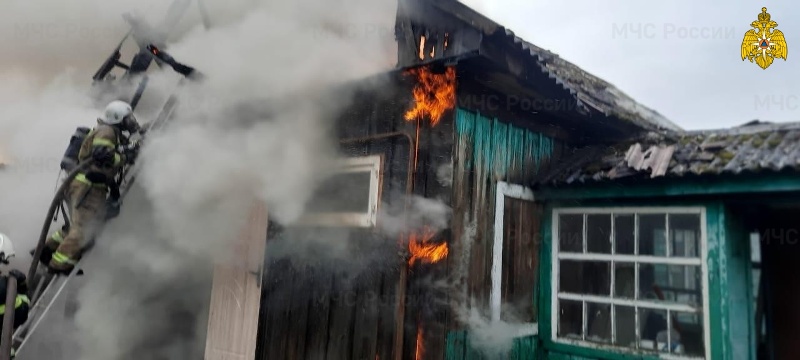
[254,71,456,360]
[444,106,567,359]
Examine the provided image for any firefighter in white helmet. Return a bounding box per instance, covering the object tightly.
[0,232,31,341]
[39,100,143,273]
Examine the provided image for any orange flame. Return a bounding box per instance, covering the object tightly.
[415,324,425,360]
[404,66,456,127]
[408,226,449,266]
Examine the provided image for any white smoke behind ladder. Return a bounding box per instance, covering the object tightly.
[0,0,414,358]
[0,0,493,358]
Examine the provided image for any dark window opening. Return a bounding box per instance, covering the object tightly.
[306,171,372,213]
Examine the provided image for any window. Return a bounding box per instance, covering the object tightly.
[490,182,539,336]
[296,155,382,227]
[553,207,708,359]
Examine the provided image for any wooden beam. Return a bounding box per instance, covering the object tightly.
[537,173,800,201]
[204,201,268,360]
[456,73,575,142]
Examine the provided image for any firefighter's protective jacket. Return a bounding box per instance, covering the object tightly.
[75,120,126,188]
[0,276,30,330]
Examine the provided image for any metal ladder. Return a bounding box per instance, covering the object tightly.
[6,84,185,359]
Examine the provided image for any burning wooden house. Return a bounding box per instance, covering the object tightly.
[204,1,796,360]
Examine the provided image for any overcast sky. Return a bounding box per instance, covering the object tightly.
[460,0,799,130]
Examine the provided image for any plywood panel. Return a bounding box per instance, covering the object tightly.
[205,201,268,360]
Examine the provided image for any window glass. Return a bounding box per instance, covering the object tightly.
[555,210,705,358]
[306,171,372,213]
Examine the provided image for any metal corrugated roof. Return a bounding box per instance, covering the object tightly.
[425,0,682,133]
[539,121,800,185]
[503,30,682,133]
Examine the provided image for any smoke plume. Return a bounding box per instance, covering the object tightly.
[1,0,400,358]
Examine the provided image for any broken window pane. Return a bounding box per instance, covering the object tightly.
[672,310,705,356]
[614,262,636,298]
[638,264,701,306]
[586,302,611,344]
[559,214,583,252]
[587,214,611,253]
[614,306,637,347]
[615,214,635,254]
[639,214,666,256]
[560,261,611,296]
[669,214,700,257]
[558,300,583,340]
[639,308,668,352]
[306,171,372,213]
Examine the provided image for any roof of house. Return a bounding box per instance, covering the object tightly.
[427,0,682,133]
[537,121,800,186]
[506,35,681,133]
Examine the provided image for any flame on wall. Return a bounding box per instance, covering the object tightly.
[403,66,456,127]
[414,324,424,360]
[407,226,448,266]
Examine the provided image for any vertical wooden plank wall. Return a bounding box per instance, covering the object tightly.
[445,107,563,359]
[253,74,416,360]
[204,201,268,360]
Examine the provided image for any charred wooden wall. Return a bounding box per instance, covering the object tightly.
[254,70,456,360]
[395,0,484,68]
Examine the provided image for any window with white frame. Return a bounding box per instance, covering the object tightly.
[553,208,708,359]
[490,182,539,336]
[296,155,382,227]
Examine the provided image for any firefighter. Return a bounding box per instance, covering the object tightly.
[0,233,30,334]
[40,101,142,273]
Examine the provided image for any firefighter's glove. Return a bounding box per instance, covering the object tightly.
[85,171,108,184]
[109,185,121,201]
[106,199,121,220]
[123,143,140,165]
[91,147,115,167]
[9,269,26,286]
[7,269,29,299]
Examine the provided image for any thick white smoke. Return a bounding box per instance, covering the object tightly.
[1,0,512,358]
[448,221,533,357]
[2,0,400,358]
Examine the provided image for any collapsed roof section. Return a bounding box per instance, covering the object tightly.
[537,121,800,186]
[395,0,682,139]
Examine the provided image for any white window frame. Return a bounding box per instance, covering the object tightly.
[490,181,538,336]
[295,155,382,227]
[551,207,710,360]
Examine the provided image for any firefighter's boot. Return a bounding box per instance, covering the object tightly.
[39,225,69,265]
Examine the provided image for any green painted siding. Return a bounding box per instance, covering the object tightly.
[537,174,800,200]
[447,108,562,359]
[454,107,557,181]
[445,330,537,360]
[706,204,727,359]
[722,206,756,360]
[446,109,763,359]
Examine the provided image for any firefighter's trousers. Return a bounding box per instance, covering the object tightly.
[46,180,107,272]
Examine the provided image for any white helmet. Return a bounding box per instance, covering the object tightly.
[101,100,133,125]
[0,232,15,263]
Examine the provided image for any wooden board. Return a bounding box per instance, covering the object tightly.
[204,201,268,360]
[501,198,540,322]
